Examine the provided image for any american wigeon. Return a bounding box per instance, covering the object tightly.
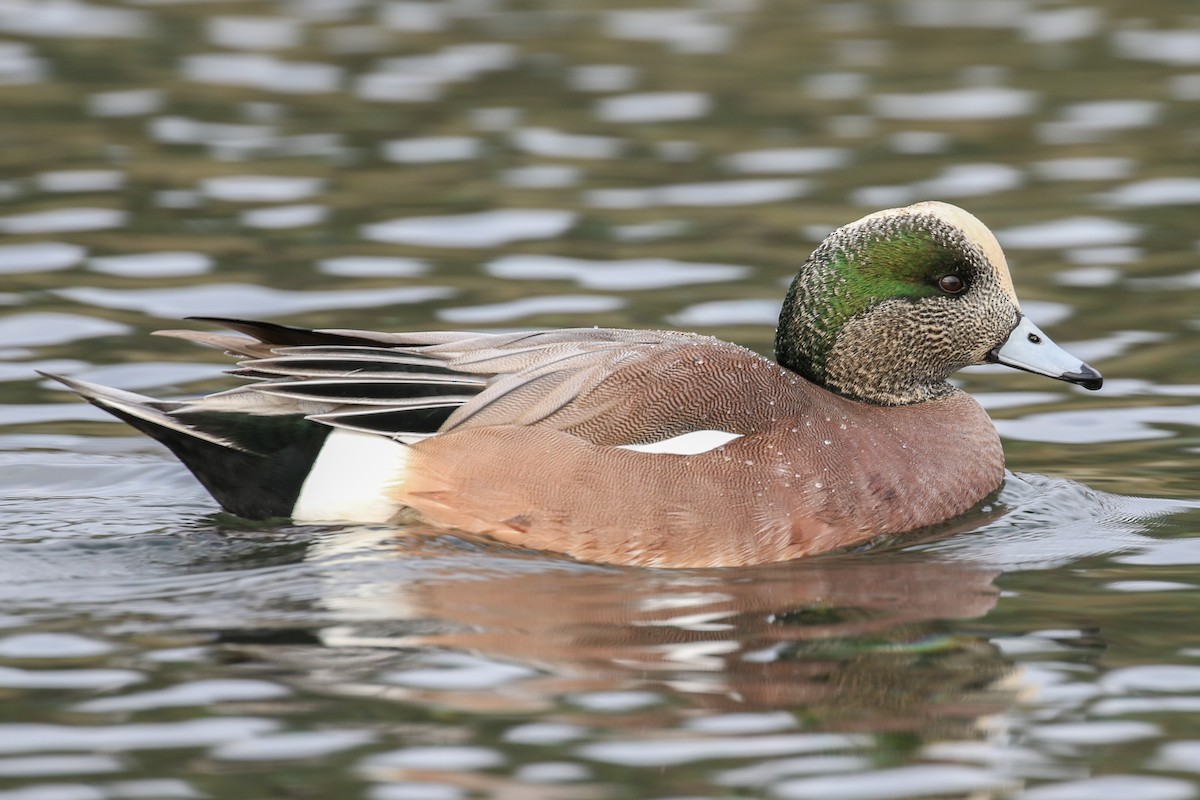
[46,201,1101,567]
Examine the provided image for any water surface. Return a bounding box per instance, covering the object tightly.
[2,1,1200,798]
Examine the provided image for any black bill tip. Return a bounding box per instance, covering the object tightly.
[1063,363,1103,391]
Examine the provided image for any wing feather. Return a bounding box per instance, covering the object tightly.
[147,319,746,444]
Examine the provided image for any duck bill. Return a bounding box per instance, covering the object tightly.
[986,314,1103,390]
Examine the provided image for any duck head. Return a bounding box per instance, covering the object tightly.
[776,201,1102,405]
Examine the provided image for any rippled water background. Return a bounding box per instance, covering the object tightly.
[3,0,1200,798]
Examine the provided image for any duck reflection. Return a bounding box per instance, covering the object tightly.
[306,526,1012,731]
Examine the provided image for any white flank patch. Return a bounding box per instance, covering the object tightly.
[616,429,743,455]
[293,429,407,523]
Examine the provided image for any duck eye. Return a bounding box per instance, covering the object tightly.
[937,274,966,294]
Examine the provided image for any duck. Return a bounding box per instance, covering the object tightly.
[44,201,1102,568]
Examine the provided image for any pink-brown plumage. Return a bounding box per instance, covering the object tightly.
[44,202,1100,567]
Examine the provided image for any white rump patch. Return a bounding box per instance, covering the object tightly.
[293,429,407,523]
[616,429,743,455]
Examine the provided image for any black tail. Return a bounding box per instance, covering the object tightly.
[42,373,329,519]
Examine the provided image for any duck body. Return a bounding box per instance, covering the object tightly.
[47,202,1099,567]
[397,340,1004,566]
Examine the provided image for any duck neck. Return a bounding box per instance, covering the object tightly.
[774,255,954,407]
[774,260,838,388]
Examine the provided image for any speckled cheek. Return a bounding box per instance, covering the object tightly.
[970,290,1022,359]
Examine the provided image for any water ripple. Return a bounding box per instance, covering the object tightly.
[181,54,343,94]
[200,175,324,203]
[0,313,129,348]
[362,209,576,248]
[0,208,126,235]
[997,216,1141,249]
[437,295,622,324]
[88,252,212,278]
[0,242,85,274]
[54,283,454,318]
[595,91,711,123]
[510,127,623,160]
[0,719,278,754]
[586,179,808,209]
[381,136,481,163]
[0,1,145,38]
[486,254,748,291]
[35,171,124,194]
[873,87,1035,120]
